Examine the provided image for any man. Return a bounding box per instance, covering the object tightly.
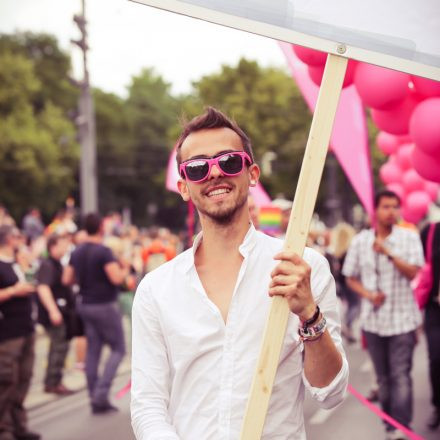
[343,189,424,440]
[0,225,40,440]
[420,222,440,430]
[36,234,75,395]
[131,107,348,439]
[21,209,44,246]
[63,213,128,414]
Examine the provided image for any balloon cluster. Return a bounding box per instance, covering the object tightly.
[293,45,440,224]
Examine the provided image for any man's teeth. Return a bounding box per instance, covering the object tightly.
[208,188,230,197]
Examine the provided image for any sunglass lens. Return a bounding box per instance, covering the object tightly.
[219,153,243,175]
[185,160,209,181]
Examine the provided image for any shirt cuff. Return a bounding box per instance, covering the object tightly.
[302,355,349,409]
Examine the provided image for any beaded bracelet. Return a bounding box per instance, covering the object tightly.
[298,315,327,341]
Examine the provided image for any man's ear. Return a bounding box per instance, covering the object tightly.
[177,179,191,202]
[248,163,260,187]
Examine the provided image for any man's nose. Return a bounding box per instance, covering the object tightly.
[208,163,224,179]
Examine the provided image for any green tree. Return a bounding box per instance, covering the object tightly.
[174,58,312,200]
[94,69,184,227]
[0,35,79,221]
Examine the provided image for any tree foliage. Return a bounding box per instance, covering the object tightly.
[0,36,79,221]
[0,31,381,228]
[179,58,312,200]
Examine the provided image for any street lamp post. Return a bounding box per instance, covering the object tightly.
[72,0,98,215]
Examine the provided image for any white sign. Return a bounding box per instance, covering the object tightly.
[131,0,440,81]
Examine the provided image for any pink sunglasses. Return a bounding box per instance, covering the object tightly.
[179,151,252,183]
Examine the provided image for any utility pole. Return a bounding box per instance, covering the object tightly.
[72,0,98,215]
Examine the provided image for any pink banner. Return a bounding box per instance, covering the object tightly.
[278,42,374,218]
[166,147,272,206]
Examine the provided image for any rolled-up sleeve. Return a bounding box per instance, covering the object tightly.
[131,278,180,440]
[302,250,349,409]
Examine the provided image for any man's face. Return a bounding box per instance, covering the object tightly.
[375,196,400,227]
[178,127,259,225]
[51,237,70,260]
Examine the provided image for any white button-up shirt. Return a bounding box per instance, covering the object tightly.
[131,225,348,440]
[342,226,424,336]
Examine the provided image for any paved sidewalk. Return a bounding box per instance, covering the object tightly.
[25,320,132,410]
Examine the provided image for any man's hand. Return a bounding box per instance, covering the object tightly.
[13,282,35,297]
[373,237,390,257]
[369,290,386,307]
[49,309,63,326]
[268,251,316,321]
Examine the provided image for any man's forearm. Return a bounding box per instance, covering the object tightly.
[37,285,59,315]
[388,255,419,280]
[303,331,343,388]
[346,278,372,300]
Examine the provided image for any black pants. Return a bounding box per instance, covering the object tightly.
[0,334,35,439]
[425,302,440,408]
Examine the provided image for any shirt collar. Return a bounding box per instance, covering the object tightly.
[369,225,399,243]
[181,223,258,274]
[0,255,14,263]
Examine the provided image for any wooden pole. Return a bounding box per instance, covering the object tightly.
[239,53,348,439]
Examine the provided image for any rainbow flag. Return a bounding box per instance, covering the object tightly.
[259,206,281,235]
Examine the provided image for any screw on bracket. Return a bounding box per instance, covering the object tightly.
[336,43,347,54]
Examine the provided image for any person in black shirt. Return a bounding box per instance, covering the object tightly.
[63,213,129,414]
[0,225,40,440]
[37,234,75,396]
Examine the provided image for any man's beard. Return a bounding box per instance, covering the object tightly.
[198,188,248,226]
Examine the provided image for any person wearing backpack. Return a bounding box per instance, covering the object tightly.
[421,221,440,430]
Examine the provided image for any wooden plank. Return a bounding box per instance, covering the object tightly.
[239,53,348,440]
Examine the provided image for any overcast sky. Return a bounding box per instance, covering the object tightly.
[1,0,287,97]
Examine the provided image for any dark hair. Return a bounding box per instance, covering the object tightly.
[0,225,15,246]
[46,234,62,252]
[83,213,102,235]
[175,107,254,167]
[374,189,401,209]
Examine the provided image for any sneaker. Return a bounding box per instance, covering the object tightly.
[14,431,41,440]
[91,403,119,415]
[366,387,379,402]
[427,407,440,430]
[385,430,406,440]
[44,383,75,395]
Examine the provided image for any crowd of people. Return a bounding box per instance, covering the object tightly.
[0,204,183,440]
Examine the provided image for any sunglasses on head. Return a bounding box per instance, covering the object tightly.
[179,151,252,183]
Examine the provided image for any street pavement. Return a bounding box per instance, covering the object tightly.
[26,324,439,440]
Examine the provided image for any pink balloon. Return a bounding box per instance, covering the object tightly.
[354,63,409,110]
[376,132,401,155]
[293,45,327,66]
[405,190,431,218]
[371,94,419,135]
[308,60,357,88]
[409,98,440,156]
[411,146,440,183]
[380,161,403,184]
[396,144,414,170]
[386,183,405,200]
[397,135,413,145]
[402,169,426,193]
[411,76,440,97]
[424,181,439,202]
[401,202,426,224]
